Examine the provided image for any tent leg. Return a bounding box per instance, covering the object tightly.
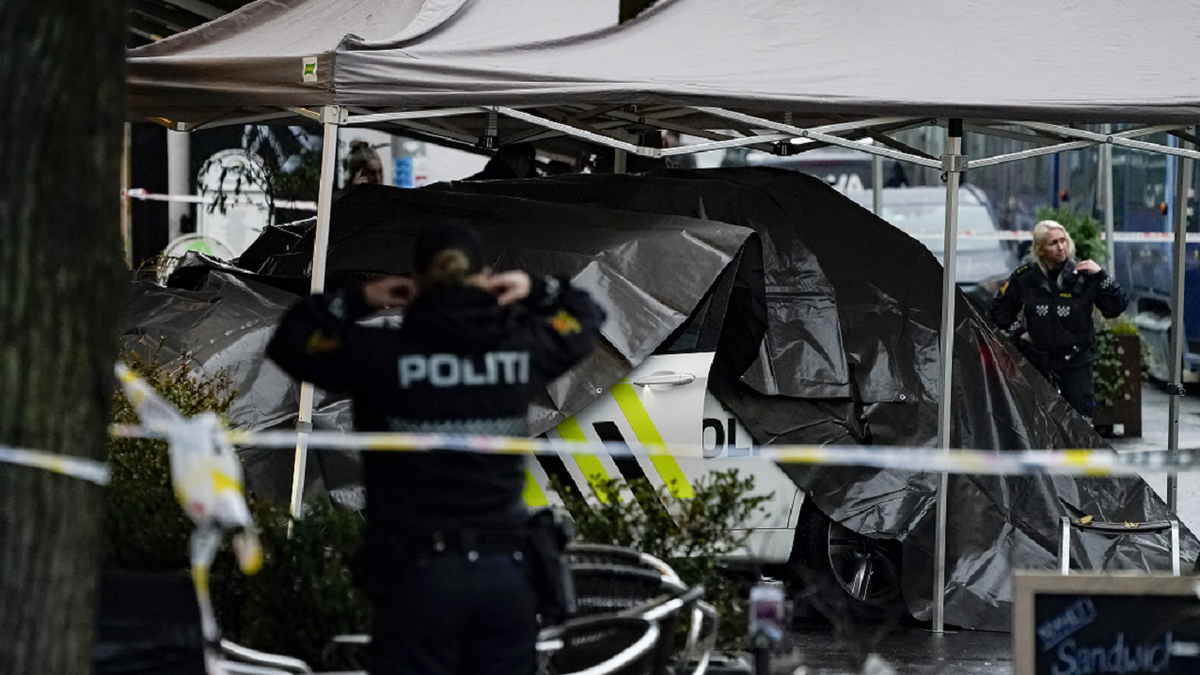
[1052,154,1061,207]
[872,154,883,215]
[933,119,964,634]
[1102,124,1115,270]
[289,106,343,528]
[1168,129,1192,514]
[614,148,628,174]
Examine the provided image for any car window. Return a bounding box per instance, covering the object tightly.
[654,248,742,356]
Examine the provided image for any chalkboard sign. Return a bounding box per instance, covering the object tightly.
[1015,573,1200,675]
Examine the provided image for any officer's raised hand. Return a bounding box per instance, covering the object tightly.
[1075,260,1102,275]
[484,270,532,305]
[363,276,416,310]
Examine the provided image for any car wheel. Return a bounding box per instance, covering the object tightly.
[787,498,907,625]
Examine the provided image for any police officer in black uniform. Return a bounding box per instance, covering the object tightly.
[267,223,605,675]
[991,220,1128,420]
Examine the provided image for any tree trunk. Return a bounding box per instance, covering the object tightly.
[0,1,128,673]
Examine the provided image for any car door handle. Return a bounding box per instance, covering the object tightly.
[632,372,696,387]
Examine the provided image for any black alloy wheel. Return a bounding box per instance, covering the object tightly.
[787,498,907,624]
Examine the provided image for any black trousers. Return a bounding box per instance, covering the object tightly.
[371,544,539,675]
[1015,340,1096,419]
[1049,363,1095,418]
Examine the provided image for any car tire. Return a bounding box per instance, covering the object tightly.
[786,498,907,625]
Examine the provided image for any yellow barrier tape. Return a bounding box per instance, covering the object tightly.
[0,445,110,485]
[112,425,1200,477]
[191,562,210,601]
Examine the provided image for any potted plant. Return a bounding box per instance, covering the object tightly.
[1092,315,1143,437]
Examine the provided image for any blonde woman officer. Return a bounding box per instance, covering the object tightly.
[991,220,1128,420]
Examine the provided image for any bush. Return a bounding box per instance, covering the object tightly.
[1092,326,1128,409]
[104,350,234,572]
[1035,205,1107,263]
[212,496,370,669]
[551,471,771,650]
[105,351,369,670]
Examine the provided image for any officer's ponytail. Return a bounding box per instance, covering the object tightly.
[423,249,473,287]
[413,223,487,290]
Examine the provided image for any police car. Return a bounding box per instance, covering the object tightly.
[524,344,905,621]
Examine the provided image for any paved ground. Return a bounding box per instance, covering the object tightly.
[780,382,1200,675]
[783,627,1011,674]
[1109,382,1200,531]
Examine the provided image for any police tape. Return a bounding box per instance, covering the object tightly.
[904,230,1200,243]
[119,190,1200,243]
[0,445,111,485]
[123,188,318,212]
[106,424,1200,477]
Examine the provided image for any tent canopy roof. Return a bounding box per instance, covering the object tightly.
[130,0,1200,128]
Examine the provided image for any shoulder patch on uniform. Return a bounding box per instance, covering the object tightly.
[305,330,342,354]
[549,310,582,336]
[1013,264,1033,276]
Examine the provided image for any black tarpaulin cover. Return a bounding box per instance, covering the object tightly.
[124,169,1196,630]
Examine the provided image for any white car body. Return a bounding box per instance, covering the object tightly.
[525,352,804,563]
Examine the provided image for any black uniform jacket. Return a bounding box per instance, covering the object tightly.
[267,276,605,532]
[990,259,1128,369]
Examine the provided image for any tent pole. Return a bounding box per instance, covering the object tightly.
[1102,124,1115,270]
[289,105,343,529]
[614,149,627,174]
[167,129,191,242]
[933,119,964,634]
[1167,129,1192,514]
[872,154,883,215]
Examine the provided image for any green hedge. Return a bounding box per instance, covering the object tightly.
[104,352,369,669]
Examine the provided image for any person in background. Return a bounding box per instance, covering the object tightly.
[466,142,538,180]
[991,220,1128,421]
[267,222,605,675]
[663,130,696,170]
[346,140,384,186]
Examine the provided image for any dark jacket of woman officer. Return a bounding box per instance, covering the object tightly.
[990,219,1127,419]
[267,223,605,675]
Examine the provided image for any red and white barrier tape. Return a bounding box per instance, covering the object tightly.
[120,190,1200,241]
[904,230,1200,243]
[122,189,317,212]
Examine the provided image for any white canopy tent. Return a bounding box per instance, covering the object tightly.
[128,0,1200,631]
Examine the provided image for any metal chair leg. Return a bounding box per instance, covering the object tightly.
[1171,519,1181,577]
[1059,517,1071,575]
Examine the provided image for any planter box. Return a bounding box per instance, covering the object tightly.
[1093,333,1142,437]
